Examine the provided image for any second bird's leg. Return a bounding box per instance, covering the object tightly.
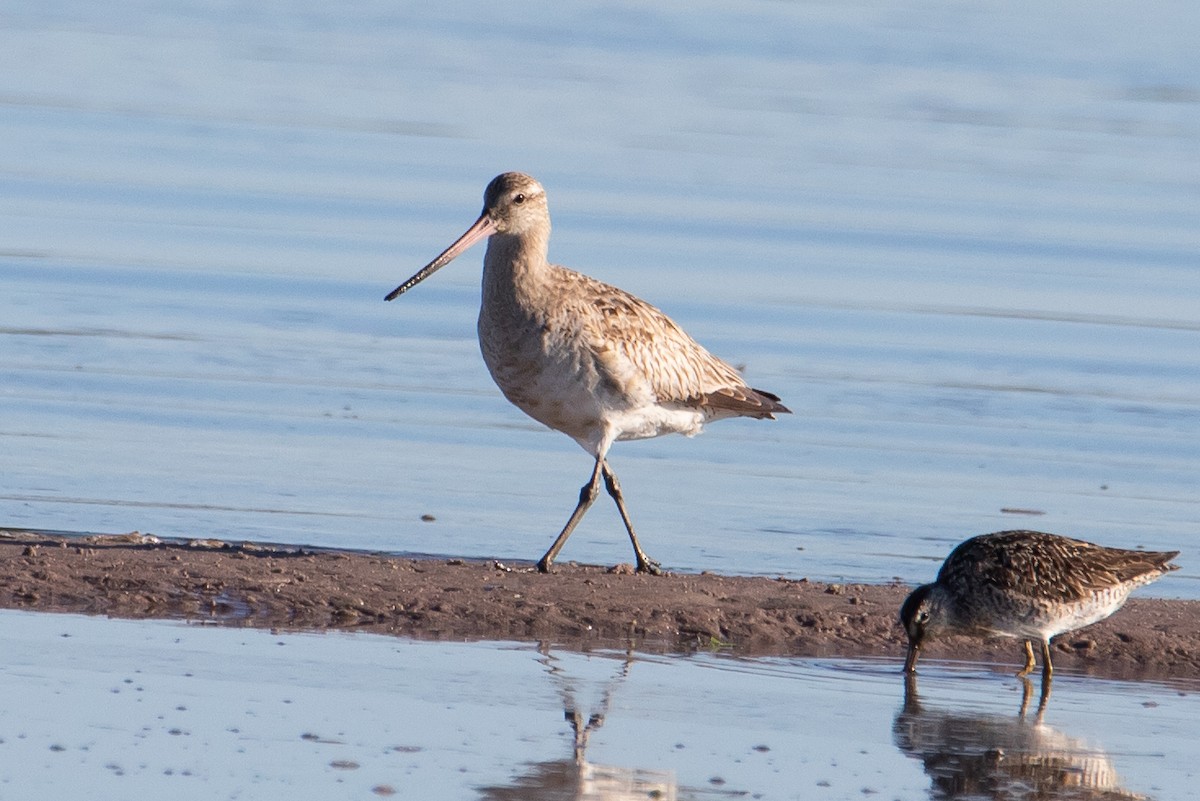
[536,456,604,573]
[601,461,662,575]
[1039,639,1054,683]
[1017,640,1037,677]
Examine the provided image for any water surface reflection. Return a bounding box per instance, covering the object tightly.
[894,675,1148,800]
[477,647,743,801]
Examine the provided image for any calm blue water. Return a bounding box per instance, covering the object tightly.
[2,1,1198,599]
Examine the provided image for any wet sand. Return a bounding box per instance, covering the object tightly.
[1,529,1195,681]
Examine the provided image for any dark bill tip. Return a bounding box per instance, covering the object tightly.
[384,212,496,302]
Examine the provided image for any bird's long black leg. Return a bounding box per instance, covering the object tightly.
[537,455,604,573]
[601,461,662,575]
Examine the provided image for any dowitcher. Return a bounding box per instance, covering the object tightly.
[385,172,788,574]
[900,530,1178,680]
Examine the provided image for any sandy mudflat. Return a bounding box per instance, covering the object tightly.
[0,530,1195,681]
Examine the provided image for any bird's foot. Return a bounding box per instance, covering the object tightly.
[636,557,664,576]
[535,557,554,574]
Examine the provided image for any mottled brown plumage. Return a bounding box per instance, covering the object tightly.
[900,530,1178,681]
[386,172,788,574]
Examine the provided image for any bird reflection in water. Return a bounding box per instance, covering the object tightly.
[475,647,673,801]
[894,674,1149,800]
[476,647,745,801]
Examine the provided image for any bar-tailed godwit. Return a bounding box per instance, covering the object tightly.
[900,530,1179,681]
[386,172,789,574]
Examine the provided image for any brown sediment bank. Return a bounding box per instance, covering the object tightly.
[1,530,1195,682]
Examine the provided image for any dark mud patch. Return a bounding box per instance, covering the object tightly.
[1,530,1196,681]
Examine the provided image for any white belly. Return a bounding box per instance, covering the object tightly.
[478,317,707,455]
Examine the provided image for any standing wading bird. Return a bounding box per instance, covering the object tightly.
[385,173,789,574]
[900,530,1179,682]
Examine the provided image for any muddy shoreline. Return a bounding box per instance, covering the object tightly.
[1,530,1195,682]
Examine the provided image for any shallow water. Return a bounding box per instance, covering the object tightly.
[0,610,1195,800]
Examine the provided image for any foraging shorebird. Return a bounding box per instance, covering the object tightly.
[900,530,1179,681]
[386,172,788,574]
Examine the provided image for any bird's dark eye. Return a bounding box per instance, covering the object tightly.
[513,193,526,205]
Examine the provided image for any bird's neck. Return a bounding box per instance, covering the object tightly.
[482,228,552,308]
